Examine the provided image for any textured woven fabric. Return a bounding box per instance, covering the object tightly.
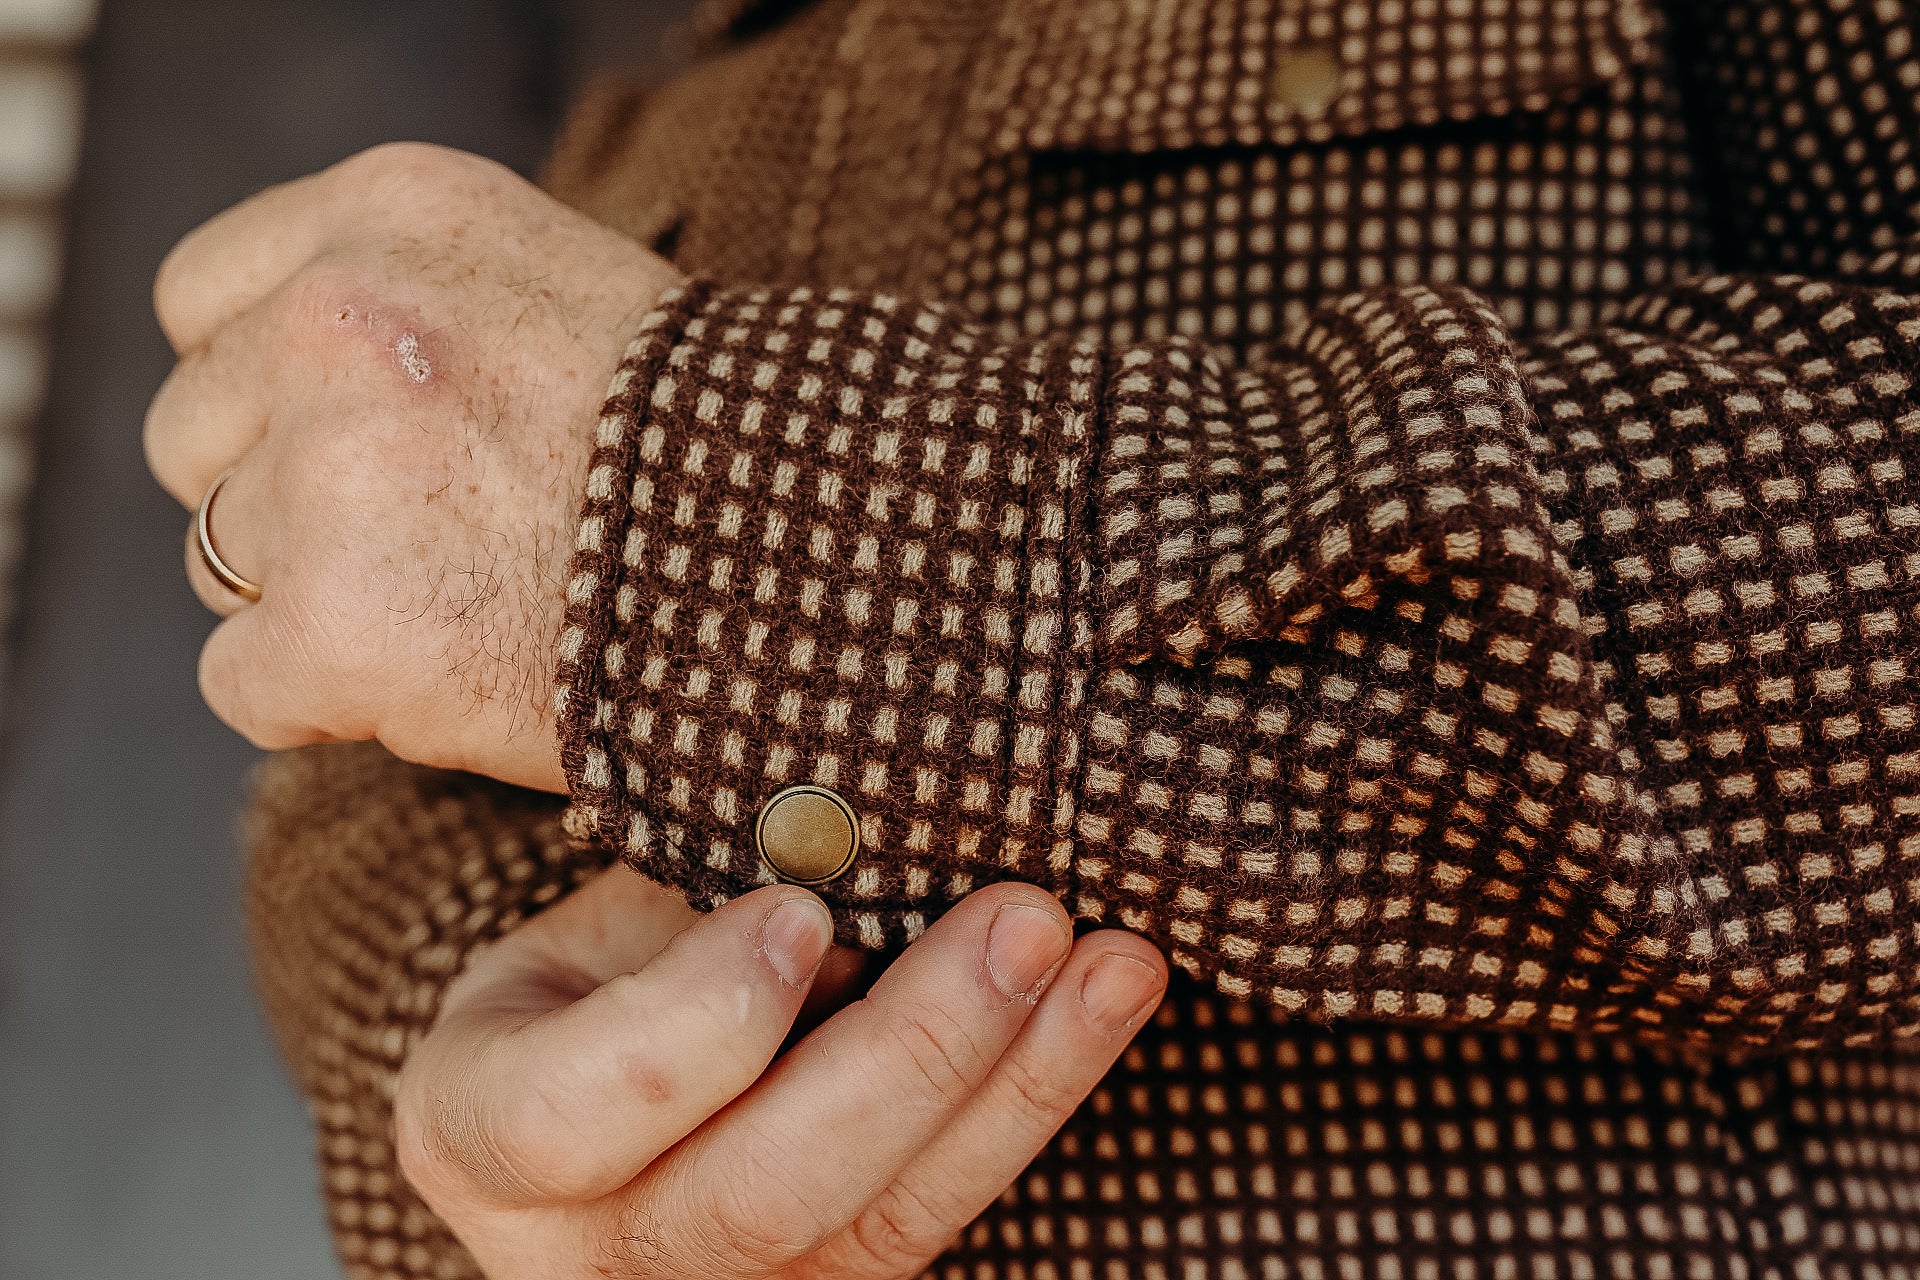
[250,0,1920,1276]
[250,746,1920,1280]
[559,267,1920,1055]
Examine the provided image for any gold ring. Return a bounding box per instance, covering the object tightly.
[195,467,262,603]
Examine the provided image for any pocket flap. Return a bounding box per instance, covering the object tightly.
[974,0,1658,155]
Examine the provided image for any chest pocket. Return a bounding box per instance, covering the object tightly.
[954,0,1709,347]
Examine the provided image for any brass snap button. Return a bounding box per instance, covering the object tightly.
[755,785,860,886]
[1271,43,1343,117]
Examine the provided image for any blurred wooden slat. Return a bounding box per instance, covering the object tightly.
[0,0,96,45]
[0,210,62,316]
[0,60,84,199]
[0,1,93,689]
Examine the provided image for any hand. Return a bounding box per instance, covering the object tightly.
[395,868,1168,1279]
[144,143,682,790]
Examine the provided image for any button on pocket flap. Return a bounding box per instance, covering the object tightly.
[976,0,1658,155]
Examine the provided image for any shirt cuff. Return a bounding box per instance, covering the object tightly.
[554,280,1089,947]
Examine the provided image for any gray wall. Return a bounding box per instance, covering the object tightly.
[0,2,692,1275]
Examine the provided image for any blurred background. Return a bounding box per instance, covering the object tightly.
[0,1,695,1274]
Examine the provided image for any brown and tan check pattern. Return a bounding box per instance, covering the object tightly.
[250,744,1920,1280]
[1681,0,1920,275]
[953,0,1702,342]
[251,0,1920,1275]
[936,1003,1920,1280]
[558,267,1920,1053]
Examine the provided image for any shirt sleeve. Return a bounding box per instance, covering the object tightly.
[556,267,1920,1051]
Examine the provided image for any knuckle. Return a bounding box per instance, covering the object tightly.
[393,1039,576,1208]
[721,1136,833,1258]
[834,1183,953,1278]
[198,607,340,748]
[871,1000,993,1111]
[341,142,500,214]
[992,1045,1087,1123]
[695,1201,804,1277]
[607,1174,810,1279]
[591,1205,674,1280]
[343,141,462,186]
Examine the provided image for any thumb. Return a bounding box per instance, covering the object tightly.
[394,880,835,1211]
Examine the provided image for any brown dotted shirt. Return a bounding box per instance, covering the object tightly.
[249,0,1920,1276]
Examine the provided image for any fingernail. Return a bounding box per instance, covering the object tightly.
[761,896,834,987]
[1079,954,1164,1034]
[985,903,1072,1001]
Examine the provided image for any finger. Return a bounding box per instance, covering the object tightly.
[603,883,1074,1279]
[814,931,1167,1278]
[144,333,274,508]
[455,864,703,999]
[196,602,346,749]
[458,865,861,1017]
[154,167,337,354]
[396,883,835,1212]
